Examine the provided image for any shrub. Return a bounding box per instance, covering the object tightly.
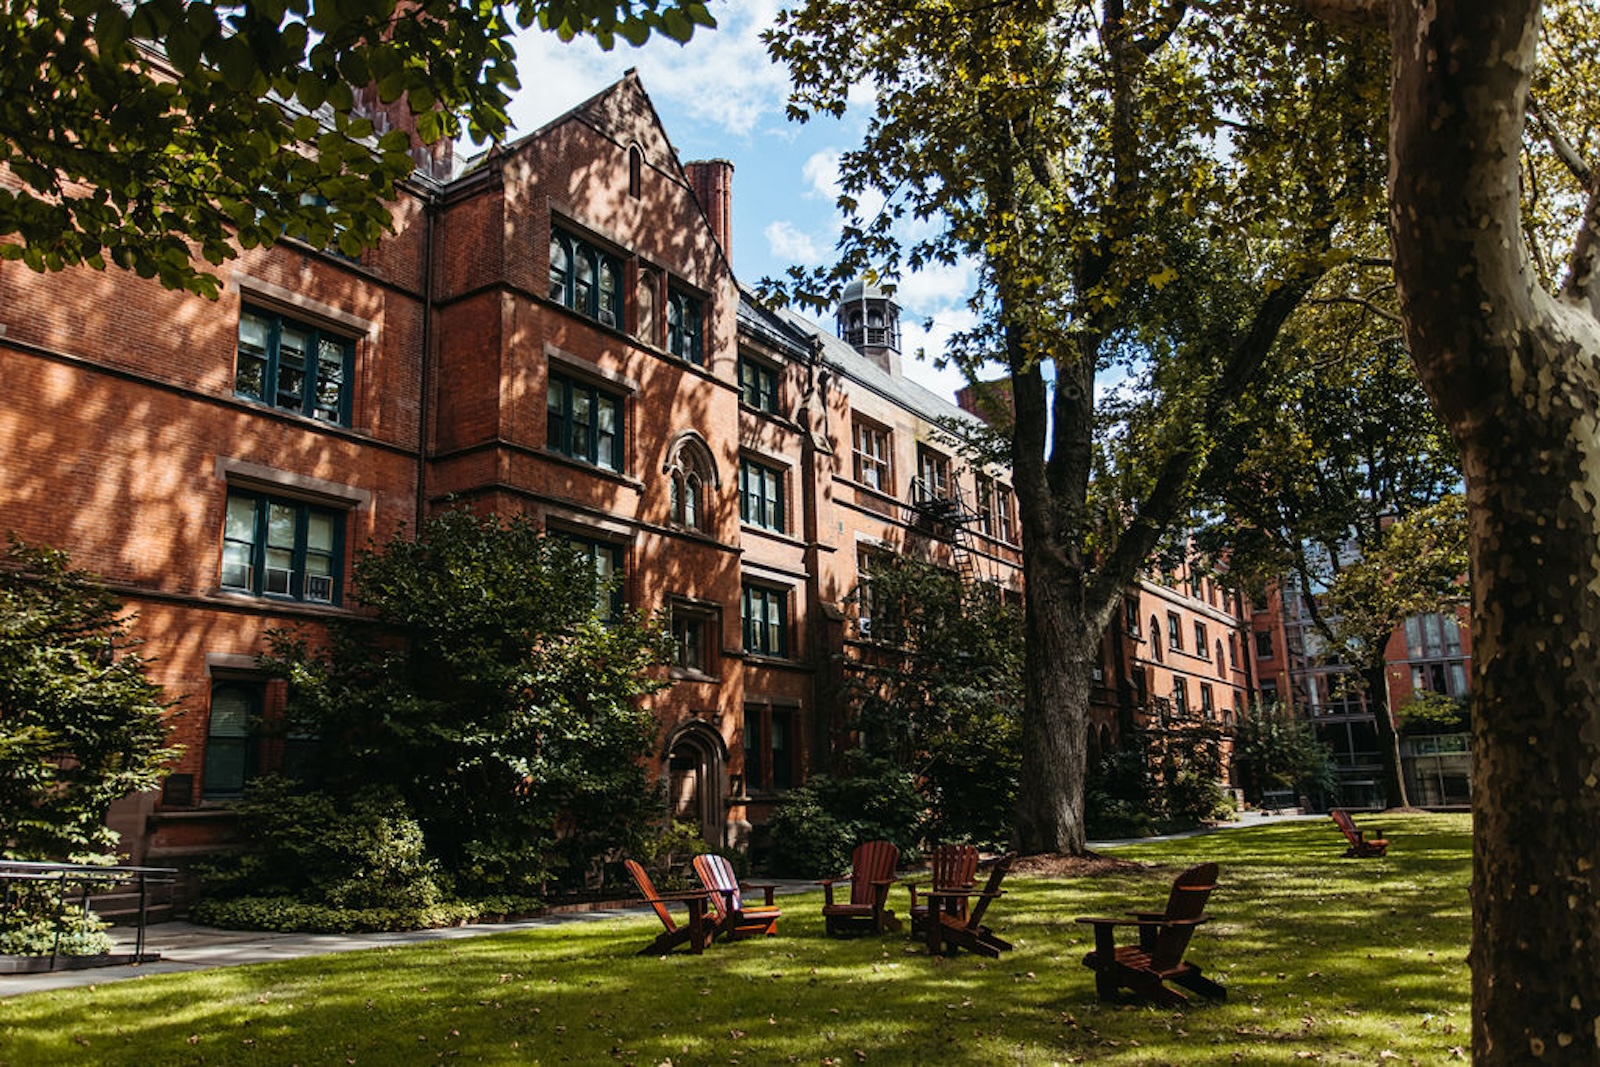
[199,778,445,911]
[0,889,112,957]
[765,757,923,877]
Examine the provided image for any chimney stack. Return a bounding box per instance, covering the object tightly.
[685,159,734,260]
[352,84,454,181]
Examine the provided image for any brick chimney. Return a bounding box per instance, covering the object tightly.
[956,378,1016,427]
[352,84,454,181]
[685,159,734,260]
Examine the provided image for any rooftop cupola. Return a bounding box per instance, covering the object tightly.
[836,279,901,377]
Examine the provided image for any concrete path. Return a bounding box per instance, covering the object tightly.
[1,811,1324,997]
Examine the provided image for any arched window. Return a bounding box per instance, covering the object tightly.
[551,226,623,326]
[1150,617,1163,663]
[628,145,643,199]
[666,435,717,532]
[1216,640,1227,677]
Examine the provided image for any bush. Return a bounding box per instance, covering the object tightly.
[765,758,923,877]
[0,890,112,957]
[199,779,446,911]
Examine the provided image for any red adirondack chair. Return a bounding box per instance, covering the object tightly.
[821,840,902,936]
[907,843,980,936]
[1330,809,1389,857]
[926,852,1015,957]
[623,859,713,956]
[692,853,781,940]
[1076,862,1226,1007]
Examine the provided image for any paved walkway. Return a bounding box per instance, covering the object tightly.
[1,810,1322,997]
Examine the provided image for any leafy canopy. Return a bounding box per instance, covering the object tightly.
[262,509,672,894]
[0,0,715,295]
[0,539,176,862]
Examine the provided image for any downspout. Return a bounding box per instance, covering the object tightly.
[416,192,439,532]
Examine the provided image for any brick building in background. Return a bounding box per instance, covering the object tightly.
[1251,584,1472,809]
[2,72,1264,870]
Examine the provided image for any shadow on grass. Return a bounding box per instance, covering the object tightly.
[0,814,1471,1066]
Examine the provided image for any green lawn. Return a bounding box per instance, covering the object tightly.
[0,813,1470,1066]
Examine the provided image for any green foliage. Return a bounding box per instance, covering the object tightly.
[188,894,505,935]
[247,509,670,902]
[764,756,923,877]
[1232,702,1339,805]
[845,556,1022,848]
[1085,726,1231,838]
[766,0,1392,854]
[0,538,176,862]
[198,778,446,910]
[1397,690,1469,736]
[0,0,716,296]
[1324,496,1469,656]
[0,885,112,957]
[1084,746,1157,839]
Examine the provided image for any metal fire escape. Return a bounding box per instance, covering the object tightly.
[904,476,994,591]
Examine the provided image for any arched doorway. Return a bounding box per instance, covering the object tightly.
[664,720,728,848]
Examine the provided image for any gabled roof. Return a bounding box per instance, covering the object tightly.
[456,71,684,187]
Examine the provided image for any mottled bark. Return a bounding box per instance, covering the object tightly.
[1014,549,1098,854]
[1362,659,1409,809]
[1389,1,1600,1061]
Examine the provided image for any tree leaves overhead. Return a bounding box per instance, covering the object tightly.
[0,0,716,295]
[767,1,1392,852]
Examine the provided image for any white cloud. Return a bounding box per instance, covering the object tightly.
[501,1,790,141]
[801,150,842,201]
[894,259,977,310]
[764,220,825,265]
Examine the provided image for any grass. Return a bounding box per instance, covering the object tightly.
[0,813,1470,1066]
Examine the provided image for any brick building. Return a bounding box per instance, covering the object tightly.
[2,72,1254,868]
[1251,583,1472,808]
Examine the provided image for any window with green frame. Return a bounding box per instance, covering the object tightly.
[560,534,625,621]
[549,227,623,328]
[666,288,703,364]
[547,372,623,471]
[741,584,788,657]
[743,706,795,792]
[740,457,785,532]
[221,490,343,604]
[203,681,261,798]
[235,306,354,424]
[738,355,779,412]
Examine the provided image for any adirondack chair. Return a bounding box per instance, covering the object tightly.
[1330,809,1389,857]
[925,852,1016,957]
[907,844,980,937]
[1075,862,1226,1007]
[821,840,903,936]
[692,853,782,940]
[623,859,713,956]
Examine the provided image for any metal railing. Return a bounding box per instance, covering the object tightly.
[0,860,178,971]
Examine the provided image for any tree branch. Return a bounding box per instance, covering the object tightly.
[1308,292,1403,326]
[1289,0,1388,30]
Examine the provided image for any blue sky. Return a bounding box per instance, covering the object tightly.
[496,1,980,404]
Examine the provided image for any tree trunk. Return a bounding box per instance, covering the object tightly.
[1362,659,1409,809]
[1013,547,1096,855]
[1389,1,1600,1060]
